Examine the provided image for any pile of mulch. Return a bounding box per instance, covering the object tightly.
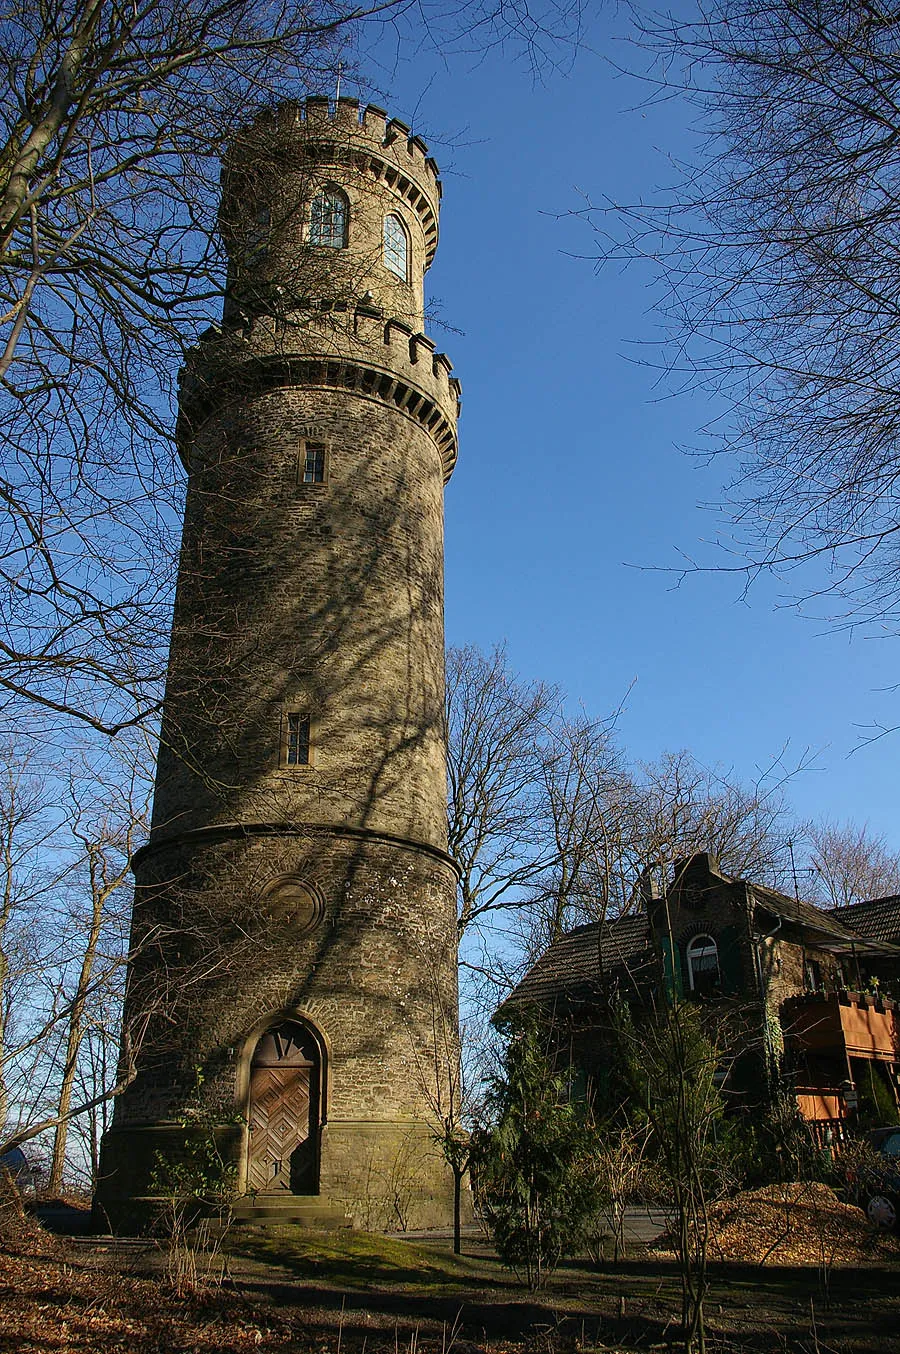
[656,1182,900,1267]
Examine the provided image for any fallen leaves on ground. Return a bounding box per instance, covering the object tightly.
[655,1181,900,1267]
[0,1240,294,1353]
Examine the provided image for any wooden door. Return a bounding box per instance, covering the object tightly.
[247,1022,319,1194]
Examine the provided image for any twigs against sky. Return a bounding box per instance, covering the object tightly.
[0,0,352,732]
[0,0,583,738]
[448,643,900,1033]
[0,733,152,1169]
[584,0,900,635]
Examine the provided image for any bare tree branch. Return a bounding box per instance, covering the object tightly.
[585,0,900,634]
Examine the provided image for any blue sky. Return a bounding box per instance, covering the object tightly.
[352,7,899,847]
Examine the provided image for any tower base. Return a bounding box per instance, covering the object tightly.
[93,1119,455,1234]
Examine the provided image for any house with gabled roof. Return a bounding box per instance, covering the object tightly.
[502,852,900,1132]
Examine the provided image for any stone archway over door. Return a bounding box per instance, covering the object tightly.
[247,1021,320,1194]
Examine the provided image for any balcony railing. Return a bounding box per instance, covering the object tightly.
[784,990,900,1062]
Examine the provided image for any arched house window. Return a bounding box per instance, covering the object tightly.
[685,934,721,996]
[383,213,409,280]
[309,188,348,248]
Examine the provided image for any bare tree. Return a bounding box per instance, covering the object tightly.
[635,750,798,891]
[446,643,560,937]
[47,755,151,1193]
[0,0,360,734]
[804,817,900,909]
[519,711,633,958]
[68,985,121,1186]
[517,744,800,967]
[447,645,805,1035]
[1,0,584,737]
[589,0,900,634]
[407,930,478,1254]
[0,744,64,1135]
[0,732,157,1174]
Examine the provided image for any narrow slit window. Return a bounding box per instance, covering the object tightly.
[384,214,409,280]
[245,206,270,266]
[285,713,311,766]
[309,190,347,248]
[302,442,326,484]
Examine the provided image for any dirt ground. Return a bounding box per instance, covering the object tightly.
[1,1188,899,1354]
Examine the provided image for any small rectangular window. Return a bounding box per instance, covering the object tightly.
[302,442,327,485]
[285,712,311,766]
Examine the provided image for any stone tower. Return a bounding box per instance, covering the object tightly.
[96,97,461,1228]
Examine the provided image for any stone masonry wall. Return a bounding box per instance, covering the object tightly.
[151,383,449,849]
[97,100,461,1230]
[102,828,458,1220]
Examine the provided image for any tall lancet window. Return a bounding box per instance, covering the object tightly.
[384,214,409,280]
[309,189,348,248]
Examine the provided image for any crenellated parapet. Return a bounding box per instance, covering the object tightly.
[177,307,461,480]
[98,94,463,1234]
[300,97,442,266]
[224,96,442,271]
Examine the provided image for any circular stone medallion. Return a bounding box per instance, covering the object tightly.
[258,876,324,934]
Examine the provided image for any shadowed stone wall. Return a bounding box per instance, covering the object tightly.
[96,97,461,1230]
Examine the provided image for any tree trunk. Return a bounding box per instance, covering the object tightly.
[48,847,105,1194]
[453,1166,462,1254]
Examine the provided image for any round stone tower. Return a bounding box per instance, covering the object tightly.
[96,98,461,1229]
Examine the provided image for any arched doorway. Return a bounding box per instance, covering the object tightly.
[247,1020,321,1194]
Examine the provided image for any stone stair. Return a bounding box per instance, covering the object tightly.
[229,1194,353,1229]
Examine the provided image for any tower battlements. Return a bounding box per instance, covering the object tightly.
[223,97,442,283]
[279,96,441,203]
[98,98,461,1233]
[178,310,461,481]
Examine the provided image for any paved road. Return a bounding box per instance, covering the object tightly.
[401,1207,671,1246]
[615,1207,670,1243]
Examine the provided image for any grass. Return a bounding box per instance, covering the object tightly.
[219,1223,900,1354]
[226,1225,504,1294]
[7,1205,900,1354]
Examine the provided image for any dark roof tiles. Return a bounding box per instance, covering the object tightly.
[507,913,653,1008]
[831,895,900,946]
[749,883,858,942]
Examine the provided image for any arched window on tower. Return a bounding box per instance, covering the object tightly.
[309,188,348,248]
[383,213,409,280]
[685,934,721,996]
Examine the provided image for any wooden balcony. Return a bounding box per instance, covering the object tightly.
[784,990,900,1063]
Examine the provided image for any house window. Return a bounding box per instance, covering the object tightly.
[309,189,347,248]
[383,214,409,280]
[685,934,721,995]
[284,712,311,766]
[302,441,326,484]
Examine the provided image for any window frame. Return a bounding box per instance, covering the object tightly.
[281,710,313,768]
[804,956,823,992]
[308,187,348,249]
[685,933,721,994]
[383,212,410,281]
[298,440,328,487]
[244,205,271,267]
